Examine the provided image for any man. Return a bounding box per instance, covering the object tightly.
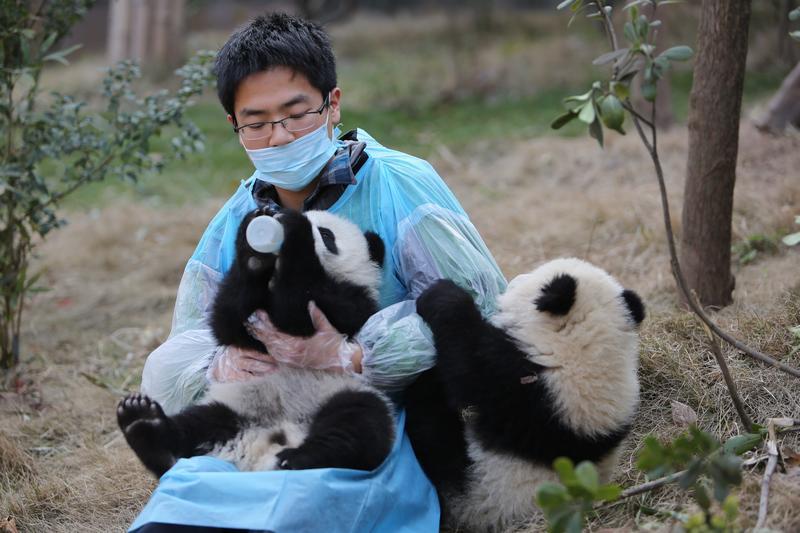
[136,12,506,532]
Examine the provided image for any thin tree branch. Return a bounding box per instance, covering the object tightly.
[699,318,754,432]
[620,470,686,499]
[621,101,654,129]
[626,105,800,379]
[595,1,619,52]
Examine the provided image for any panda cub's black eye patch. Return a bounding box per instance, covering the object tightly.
[317,226,338,254]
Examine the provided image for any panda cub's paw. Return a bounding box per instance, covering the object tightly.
[117,393,176,475]
[417,279,480,328]
[117,393,167,432]
[275,446,318,471]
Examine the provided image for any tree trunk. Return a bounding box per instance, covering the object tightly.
[681,0,752,308]
[107,0,185,72]
[107,0,131,64]
[755,61,800,133]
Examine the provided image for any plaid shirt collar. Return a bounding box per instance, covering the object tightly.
[252,140,365,212]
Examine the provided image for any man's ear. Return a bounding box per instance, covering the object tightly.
[329,87,342,126]
[227,114,235,126]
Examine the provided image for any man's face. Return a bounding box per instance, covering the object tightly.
[227,66,342,149]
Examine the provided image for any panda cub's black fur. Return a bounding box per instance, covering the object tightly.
[118,208,394,477]
[405,258,645,532]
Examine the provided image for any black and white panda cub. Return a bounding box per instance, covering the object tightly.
[117,208,394,477]
[406,258,645,532]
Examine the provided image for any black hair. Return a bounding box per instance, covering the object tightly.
[214,13,337,119]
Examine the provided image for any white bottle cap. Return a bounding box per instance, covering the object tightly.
[246,215,284,254]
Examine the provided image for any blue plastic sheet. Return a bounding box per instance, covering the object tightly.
[129,411,439,532]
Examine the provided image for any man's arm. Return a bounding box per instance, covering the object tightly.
[356,204,507,393]
[140,259,221,415]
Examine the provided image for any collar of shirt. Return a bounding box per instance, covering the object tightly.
[252,140,366,212]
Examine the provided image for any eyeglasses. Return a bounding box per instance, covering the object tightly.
[233,95,330,142]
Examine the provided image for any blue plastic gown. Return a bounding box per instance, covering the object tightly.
[135,130,507,531]
[129,411,437,533]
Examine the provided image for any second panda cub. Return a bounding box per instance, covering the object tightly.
[406,258,645,532]
[117,208,394,477]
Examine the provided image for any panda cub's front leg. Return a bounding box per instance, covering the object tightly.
[416,280,538,412]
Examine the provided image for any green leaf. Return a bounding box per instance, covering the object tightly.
[722,433,763,455]
[574,461,599,494]
[637,436,668,474]
[790,31,800,42]
[563,89,593,107]
[551,110,579,130]
[784,232,800,246]
[789,7,800,21]
[20,34,31,64]
[589,116,604,148]
[44,44,83,66]
[611,81,630,100]
[537,482,570,508]
[557,0,578,10]
[623,21,638,43]
[679,458,703,489]
[41,32,58,53]
[592,48,630,66]
[564,511,584,533]
[577,102,595,124]
[660,45,694,61]
[623,0,650,11]
[694,482,711,510]
[600,94,626,134]
[595,484,622,501]
[554,457,577,485]
[641,79,657,102]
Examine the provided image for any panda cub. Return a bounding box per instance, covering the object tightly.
[117,208,394,477]
[406,257,645,532]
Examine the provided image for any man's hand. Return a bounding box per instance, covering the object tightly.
[206,345,279,383]
[246,301,363,373]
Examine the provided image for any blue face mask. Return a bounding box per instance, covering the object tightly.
[244,111,338,192]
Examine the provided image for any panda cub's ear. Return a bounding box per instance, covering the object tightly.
[364,231,385,267]
[621,289,645,325]
[534,273,577,316]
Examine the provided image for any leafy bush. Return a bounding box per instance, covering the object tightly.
[0,0,214,371]
[536,427,763,532]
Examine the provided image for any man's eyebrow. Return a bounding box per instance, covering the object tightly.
[239,94,311,118]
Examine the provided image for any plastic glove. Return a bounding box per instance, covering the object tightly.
[206,345,280,383]
[246,301,362,373]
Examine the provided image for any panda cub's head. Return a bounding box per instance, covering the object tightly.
[302,210,385,302]
[493,257,645,436]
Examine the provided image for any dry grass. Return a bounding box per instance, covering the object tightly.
[1,123,799,532]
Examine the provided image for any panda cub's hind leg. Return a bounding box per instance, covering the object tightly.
[117,393,181,476]
[118,393,244,477]
[276,389,394,471]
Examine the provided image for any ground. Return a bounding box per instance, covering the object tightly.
[1,121,798,532]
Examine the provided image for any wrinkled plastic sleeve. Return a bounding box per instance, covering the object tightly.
[140,260,222,415]
[357,204,507,393]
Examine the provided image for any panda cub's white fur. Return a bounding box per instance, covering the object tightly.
[209,369,392,471]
